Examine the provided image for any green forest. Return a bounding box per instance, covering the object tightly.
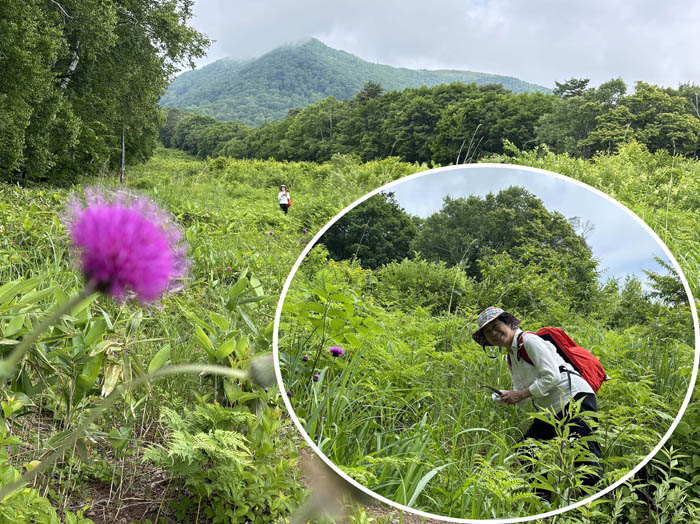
[1,1,700,523]
[157,78,700,168]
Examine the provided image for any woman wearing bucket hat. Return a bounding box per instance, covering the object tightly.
[472,306,603,487]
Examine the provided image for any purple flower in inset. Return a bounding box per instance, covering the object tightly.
[269,231,274,236]
[313,373,320,382]
[225,266,232,271]
[329,346,345,357]
[302,354,309,362]
[63,188,188,303]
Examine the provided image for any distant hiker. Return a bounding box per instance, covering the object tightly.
[472,306,603,489]
[278,185,291,214]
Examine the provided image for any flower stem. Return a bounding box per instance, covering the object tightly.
[0,363,249,499]
[0,284,96,379]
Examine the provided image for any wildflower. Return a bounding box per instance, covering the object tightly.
[313,373,320,382]
[329,346,345,357]
[63,188,188,303]
[225,266,232,271]
[303,228,308,234]
[269,231,274,236]
[302,354,309,362]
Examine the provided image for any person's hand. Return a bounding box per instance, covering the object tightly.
[500,388,531,405]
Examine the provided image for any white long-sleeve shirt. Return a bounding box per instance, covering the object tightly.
[278,191,290,204]
[506,328,593,413]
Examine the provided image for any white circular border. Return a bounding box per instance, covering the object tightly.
[273,163,700,523]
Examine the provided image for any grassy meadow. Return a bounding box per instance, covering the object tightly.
[0,143,698,523]
[280,205,694,518]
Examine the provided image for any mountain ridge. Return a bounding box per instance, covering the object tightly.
[161,38,551,126]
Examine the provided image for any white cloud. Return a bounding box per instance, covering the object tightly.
[189,0,700,88]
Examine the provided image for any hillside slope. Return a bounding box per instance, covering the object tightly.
[161,38,551,125]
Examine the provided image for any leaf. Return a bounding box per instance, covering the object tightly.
[46,430,73,449]
[406,463,453,507]
[83,318,107,346]
[148,344,171,374]
[5,314,25,337]
[209,311,229,331]
[235,336,249,360]
[238,307,258,335]
[70,292,100,316]
[215,339,237,361]
[101,363,123,397]
[249,276,264,297]
[229,277,249,303]
[238,294,276,305]
[194,326,215,356]
[0,278,40,305]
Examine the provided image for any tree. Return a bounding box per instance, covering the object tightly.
[320,192,417,270]
[410,187,599,310]
[1,0,209,182]
[553,78,590,98]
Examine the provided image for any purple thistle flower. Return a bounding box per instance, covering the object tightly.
[225,266,232,271]
[303,228,308,234]
[329,346,345,357]
[269,231,274,236]
[312,373,320,382]
[63,188,188,303]
[302,354,309,362]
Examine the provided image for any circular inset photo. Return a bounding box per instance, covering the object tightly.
[274,164,698,522]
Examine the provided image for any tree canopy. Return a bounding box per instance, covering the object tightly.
[1,0,209,182]
[410,186,599,310]
[161,77,700,166]
[320,192,417,270]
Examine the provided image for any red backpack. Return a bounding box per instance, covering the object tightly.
[511,327,608,393]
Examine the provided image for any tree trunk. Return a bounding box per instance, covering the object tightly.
[60,40,81,89]
[120,126,125,185]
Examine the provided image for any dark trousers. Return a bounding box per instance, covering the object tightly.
[279,203,289,214]
[522,392,603,487]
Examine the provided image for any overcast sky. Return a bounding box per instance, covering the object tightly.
[387,165,676,288]
[188,0,700,89]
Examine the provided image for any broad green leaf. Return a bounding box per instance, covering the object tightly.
[101,363,123,397]
[209,311,229,331]
[194,325,215,356]
[249,275,264,297]
[215,339,237,361]
[15,286,57,306]
[148,344,171,374]
[229,277,249,302]
[70,292,100,316]
[54,287,69,307]
[0,277,41,305]
[83,318,107,346]
[5,314,25,337]
[235,336,249,360]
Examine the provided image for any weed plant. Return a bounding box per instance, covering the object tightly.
[0,143,698,522]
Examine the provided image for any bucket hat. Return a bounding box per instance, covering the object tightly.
[472,306,521,347]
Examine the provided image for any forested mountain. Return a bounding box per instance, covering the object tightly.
[160,38,550,125]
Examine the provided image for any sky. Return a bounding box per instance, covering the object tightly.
[187,0,700,89]
[387,165,676,288]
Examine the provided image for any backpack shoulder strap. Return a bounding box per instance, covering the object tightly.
[515,331,535,365]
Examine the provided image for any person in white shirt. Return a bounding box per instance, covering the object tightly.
[278,185,290,214]
[472,306,602,489]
